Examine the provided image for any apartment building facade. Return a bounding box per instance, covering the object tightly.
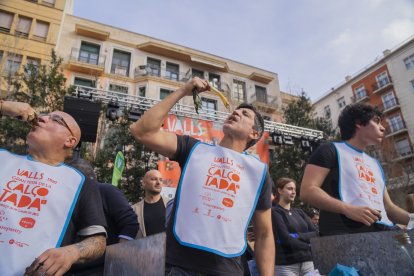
[313,36,414,179]
[0,0,74,96]
[56,14,283,123]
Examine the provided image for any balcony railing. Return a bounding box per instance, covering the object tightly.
[386,120,407,136]
[395,145,414,159]
[372,76,393,94]
[110,65,129,77]
[69,48,106,67]
[352,90,369,102]
[382,97,400,113]
[134,65,192,83]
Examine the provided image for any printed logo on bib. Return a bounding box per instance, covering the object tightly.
[0,169,57,216]
[352,156,381,204]
[204,157,242,205]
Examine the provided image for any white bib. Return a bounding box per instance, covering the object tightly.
[334,142,393,226]
[173,142,267,257]
[0,150,84,276]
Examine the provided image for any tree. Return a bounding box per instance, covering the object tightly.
[93,113,157,203]
[269,91,335,200]
[0,49,73,153]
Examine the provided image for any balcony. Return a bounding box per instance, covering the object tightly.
[372,77,393,94]
[385,121,408,138]
[134,65,191,83]
[352,91,370,103]
[68,48,106,75]
[393,145,414,162]
[382,97,400,114]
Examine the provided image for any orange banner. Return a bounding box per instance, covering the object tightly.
[158,115,269,188]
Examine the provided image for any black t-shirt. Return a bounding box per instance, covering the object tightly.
[144,197,166,236]
[60,176,107,246]
[307,142,390,236]
[166,135,272,275]
[271,204,316,265]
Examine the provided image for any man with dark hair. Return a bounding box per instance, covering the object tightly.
[300,103,409,236]
[130,77,274,275]
[0,101,106,276]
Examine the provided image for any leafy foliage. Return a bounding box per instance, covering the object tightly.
[93,114,157,203]
[0,49,73,153]
[269,91,335,199]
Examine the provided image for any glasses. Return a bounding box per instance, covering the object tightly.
[39,113,74,136]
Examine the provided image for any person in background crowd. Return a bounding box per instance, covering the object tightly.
[132,169,168,238]
[272,178,317,276]
[130,77,274,275]
[0,100,106,276]
[66,158,139,244]
[301,103,409,236]
[306,208,320,234]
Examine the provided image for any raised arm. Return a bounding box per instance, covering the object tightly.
[0,100,36,121]
[129,77,209,158]
[300,164,380,226]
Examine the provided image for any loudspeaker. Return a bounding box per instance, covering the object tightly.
[63,96,101,142]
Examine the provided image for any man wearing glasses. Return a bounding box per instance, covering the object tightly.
[300,103,410,236]
[0,100,107,276]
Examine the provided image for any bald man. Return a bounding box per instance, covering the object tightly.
[132,170,169,238]
[0,101,106,276]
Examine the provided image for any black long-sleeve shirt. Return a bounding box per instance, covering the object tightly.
[98,183,139,245]
[272,204,317,265]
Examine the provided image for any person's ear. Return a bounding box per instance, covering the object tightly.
[64,136,78,149]
[249,129,259,141]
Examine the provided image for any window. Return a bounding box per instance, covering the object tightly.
[165,62,179,81]
[395,139,412,157]
[79,42,100,65]
[111,50,131,77]
[233,79,246,102]
[388,114,405,133]
[0,11,14,33]
[138,86,146,97]
[5,54,22,75]
[33,20,49,41]
[74,77,96,88]
[25,57,40,76]
[354,85,367,100]
[382,92,397,110]
[337,96,346,108]
[376,72,390,88]
[404,54,414,70]
[201,98,217,111]
[255,85,267,103]
[209,73,221,89]
[324,105,331,118]
[42,0,56,7]
[160,88,173,100]
[192,68,204,78]
[16,16,32,38]
[147,57,161,77]
[411,79,414,90]
[0,51,3,63]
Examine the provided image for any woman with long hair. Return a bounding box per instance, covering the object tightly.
[272,177,317,275]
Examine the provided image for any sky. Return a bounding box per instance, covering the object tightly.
[73,0,414,101]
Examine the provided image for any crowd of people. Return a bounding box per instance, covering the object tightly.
[0,76,411,276]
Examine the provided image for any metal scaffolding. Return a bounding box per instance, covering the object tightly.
[73,85,324,140]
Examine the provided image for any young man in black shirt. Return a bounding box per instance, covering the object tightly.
[130,77,274,275]
[300,103,409,236]
[132,169,168,237]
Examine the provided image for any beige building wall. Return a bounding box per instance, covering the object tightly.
[56,15,283,121]
[0,0,70,95]
[385,42,414,144]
